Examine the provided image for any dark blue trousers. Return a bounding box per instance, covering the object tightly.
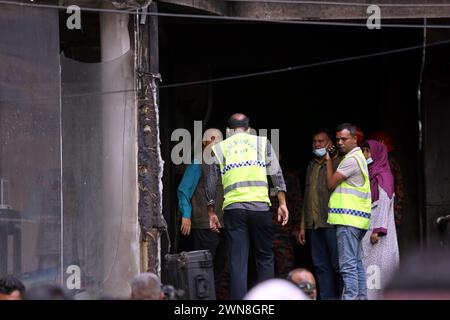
[224,208,274,300]
[310,227,342,300]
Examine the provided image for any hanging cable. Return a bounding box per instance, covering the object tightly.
[1,37,450,104]
[160,38,450,89]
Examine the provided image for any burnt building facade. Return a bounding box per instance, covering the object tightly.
[0,0,449,298]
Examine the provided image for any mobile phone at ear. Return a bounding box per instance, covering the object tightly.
[329,145,337,158]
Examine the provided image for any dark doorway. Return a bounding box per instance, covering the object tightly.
[159,18,431,260]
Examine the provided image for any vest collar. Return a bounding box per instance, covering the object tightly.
[228,130,249,137]
[345,146,361,157]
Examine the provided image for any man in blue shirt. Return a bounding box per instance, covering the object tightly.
[177,128,224,257]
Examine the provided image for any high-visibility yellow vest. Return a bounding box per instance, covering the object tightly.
[212,132,271,209]
[327,148,371,230]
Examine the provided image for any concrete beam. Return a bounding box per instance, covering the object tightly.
[59,0,450,20]
[60,0,103,7]
[159,0,227,15]
[229,2,450,20]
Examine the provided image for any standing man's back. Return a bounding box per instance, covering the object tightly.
[205,113,288,300]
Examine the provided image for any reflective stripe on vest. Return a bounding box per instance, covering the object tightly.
[332,186,371,200]
[327,148,371,230]
[212,133,270,209]
[224,180,269,195]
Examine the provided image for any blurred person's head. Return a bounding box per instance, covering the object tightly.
[202,128,222,148]
[0,276,25,300]
[383,248,450,300]
[287,268,317,300]
[244,279,308,300]
[23,284,72,300]
[131,272,164,300]
[361,141,372,161]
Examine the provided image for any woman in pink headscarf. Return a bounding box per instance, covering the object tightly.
[361,140,399,300]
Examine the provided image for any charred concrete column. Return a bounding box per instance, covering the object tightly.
[99,10,139,298]
[136,2,166,277]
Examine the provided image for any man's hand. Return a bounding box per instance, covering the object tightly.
[370,232,379,244]
[277,204,289,226]
[207,205,221,233]
[180,217,191,236]
[209,213,221,233]
[298,228,306,245]
[326,144,338,160]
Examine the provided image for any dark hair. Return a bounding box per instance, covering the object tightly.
[286,268,310,282]
[0,276,26,296]
[286,268,316,297]
[335,123,357,137]
[313,128,333,142]
[23,284,72,300]
[361,141,370,149]
[227,113,250,129]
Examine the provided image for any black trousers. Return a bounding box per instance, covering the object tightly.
[224,208,275,300]
[191,228,227,297]
[191,228,220,256]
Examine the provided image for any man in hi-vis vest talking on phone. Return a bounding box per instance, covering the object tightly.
[205,113,288,300]
[325,123,372,300]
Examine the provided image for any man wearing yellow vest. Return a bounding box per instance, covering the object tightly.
[325,123,371,300]
[205,113,289,300]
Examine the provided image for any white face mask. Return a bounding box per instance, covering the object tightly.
[367,157,374,165]
[313,147,327,158]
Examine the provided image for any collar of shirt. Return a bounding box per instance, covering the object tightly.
[313,157,326,165]
[347,147,361,156]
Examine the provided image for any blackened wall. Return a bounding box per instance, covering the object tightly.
[423,29,450,249]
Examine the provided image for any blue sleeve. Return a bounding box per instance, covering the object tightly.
[177,164,202,219]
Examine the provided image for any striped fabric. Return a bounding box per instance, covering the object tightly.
[221,160,266,176]
[329,208,370,219]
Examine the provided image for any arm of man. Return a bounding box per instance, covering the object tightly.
[177,163,202,235]
[266,139,289,226]
[298,164,312,245]
[276,191,289,226]
[326,157,346,191]
[326,153,360,190]
[298,207,306,245]
[205,163,222,232]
